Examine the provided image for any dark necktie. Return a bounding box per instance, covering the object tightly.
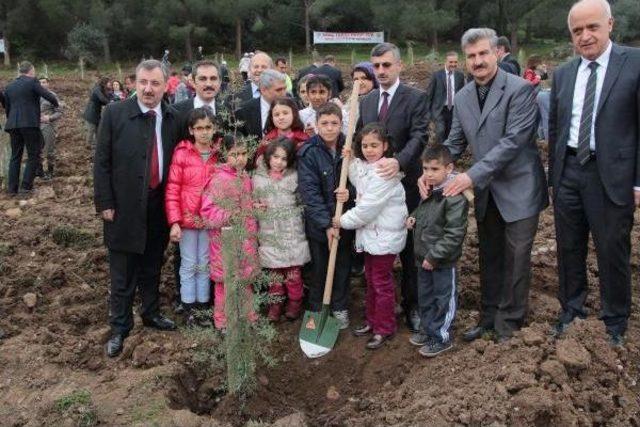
[203,104,214,115]
[146,111,160,189]
[577,61,599,166]
[446,72,453,109]
[378,91,389,122]
[477,84,490,110]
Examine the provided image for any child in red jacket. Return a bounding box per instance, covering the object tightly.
[165,107,219,325]
[254,97,309,164]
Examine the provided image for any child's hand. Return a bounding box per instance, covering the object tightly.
[304,122,316,137]
[422,259,433,271]
[330,98,344,108]
[332,216,341,229]
[253,200,267,210]
[341,146,352,159]
[334,188,349,204]
[406,217,416,230]
[326,227,339,249]
[170,223,182,243]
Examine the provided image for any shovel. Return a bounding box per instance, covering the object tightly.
[299,80,361,359]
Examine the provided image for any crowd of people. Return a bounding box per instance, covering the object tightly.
[2,0,638,361]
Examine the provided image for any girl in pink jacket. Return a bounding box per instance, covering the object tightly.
[200,135,259,331]
[165,108,219,326]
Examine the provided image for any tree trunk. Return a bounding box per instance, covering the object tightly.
[3,35,9,67]
[304,0,311,53]
[235,18,242,60]
[102,35,111,63]
[510,24,519,55]
[431,28,438,53]
[185,29,193,62]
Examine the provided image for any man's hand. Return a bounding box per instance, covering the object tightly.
[326,227,339,250]
[406,217,416,230]
[421,259,434,271]
[417,174,431,200]
[376,157,400,179]
[443,173,473,197]
[169,223,182,242]
[304,122,315,137]
[101,209,115,222]
[41,115,50,123]
[335,188,349,204]
[635,190,640,208]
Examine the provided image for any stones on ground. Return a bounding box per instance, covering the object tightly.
[272,412,307,427]
[23,293,37,308]
[131,341,161,368]
[5,207,22,219]
[556,338,591,371]
[521,328,544,346]
[115,408,124,415]
[540,359,569,385]
[35,186,56,200]
[326,385,340,400]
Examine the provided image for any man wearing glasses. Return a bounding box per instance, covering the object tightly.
[357,42,429,333]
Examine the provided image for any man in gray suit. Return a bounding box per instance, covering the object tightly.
[549,0,640,346]
[422,28,548,342]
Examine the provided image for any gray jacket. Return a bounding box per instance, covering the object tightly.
[40,90,62,129]
[444,69,548,223]
[252,165,311,269]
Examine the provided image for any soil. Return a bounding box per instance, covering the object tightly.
[1,68,640,427]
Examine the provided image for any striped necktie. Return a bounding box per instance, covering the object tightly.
[577,61,599,165]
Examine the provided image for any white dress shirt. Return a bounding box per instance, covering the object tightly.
[567,41,612,151]
[445,70,457,107]
[299,106,317,132]
[377,78,401,114]
[137,100,164,183]
[252,82,260,99]
[260,96,271,132]
[193,95,216,115]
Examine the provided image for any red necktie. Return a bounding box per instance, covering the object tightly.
[146,110,160,189]
[378,91,389,122]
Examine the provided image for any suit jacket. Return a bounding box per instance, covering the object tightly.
[315,64,345,98]
[93,97,180,254]
[234,97,263,140]
[357,82,429,209]
[425,68,465,120]
[548,43,640,207]
[500,53,521,76]
[444,68,548,222]
[173,96,227,140]
[231,81,255,110]
[293,64,319,97]
[83,85,111,125]
[3,75,59,130]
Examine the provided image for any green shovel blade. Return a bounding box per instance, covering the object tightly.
[299,306,340,358]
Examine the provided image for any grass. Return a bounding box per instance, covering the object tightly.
[54,389,92,412]
[54,390,97,427]
[130,399,165,424]
[51,225,96,249]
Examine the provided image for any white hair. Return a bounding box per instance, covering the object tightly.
[259,69,286,89]
[250,51,273,69]
[568,0,612,28]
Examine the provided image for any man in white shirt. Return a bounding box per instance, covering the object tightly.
[548,0,640,346]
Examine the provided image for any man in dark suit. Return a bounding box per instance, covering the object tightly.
[3,61,58,195]
[548,0,640,346]
[94,59,180,357]
[357,42,429,332]
[234,69,287,141]
[427,28,547,342]
[293,50,322,97]
[315,55,345,98]
[425,51,465,143]
[497,36,521,76]
[232,52,273,108]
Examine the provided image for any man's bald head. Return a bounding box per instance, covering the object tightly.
[567,0,613,61]
[249,52,273,85]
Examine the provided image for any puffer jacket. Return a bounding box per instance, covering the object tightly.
[412,174,469,268]
[340,158,407,255]
[165,140,218,229]
[200,164,258,283]
[253,129,309,169]
[252,164,311,268]
[297,134,355,242]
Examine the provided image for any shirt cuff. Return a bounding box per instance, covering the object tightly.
[634,187,640,192]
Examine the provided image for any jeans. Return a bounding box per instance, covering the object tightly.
[179,228,210,304]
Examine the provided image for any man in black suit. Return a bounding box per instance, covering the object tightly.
[234,68,287,141]
[293,50,322,97]
[549,0,640,347]
[3,61,58,195]
[357,42,429,332]
[425,51,465,143]
[497,36,521,76]
[94,60,180,357]
[315,55,345,98]
[232,52,273,108]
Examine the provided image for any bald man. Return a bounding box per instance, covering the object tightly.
[233,51,273,107]
[548,0,640,346]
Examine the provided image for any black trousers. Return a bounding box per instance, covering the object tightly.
[307,232,353,312]
[8,128,43,193]
[399,185,420,313]
[554,154,633,336]
[108,190,169,335]
[173,243,181,302]
[477,194,539,337]
[434,107,453,144]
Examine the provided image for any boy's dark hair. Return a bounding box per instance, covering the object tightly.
[193,59,220,77]
[497,36,511,52]
[316,102,342,122]
[38,77,49,82]
[275,57,287,66]
[422,144,453,165]
[264,97,304,133]
[186,107,220,142]
[221,134,244,159]
[354,122,394,160]
[263,137,296,170]
[126,73,136,82]
[306,74,332,92]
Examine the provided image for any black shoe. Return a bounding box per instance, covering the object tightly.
[173,301,185,315]
[350,265,365,277]
[496,335,511,344]
[405,309,421,333]
[106,334,124,357]
[409,332,430,347]
[419,340,453,357]
[41,172,52,181]
[608,333,625,348]
[353,324,372,337]
[463,326,488,342]
[142,315,177,331]
[551,321,571,338]
[366,334,392,350]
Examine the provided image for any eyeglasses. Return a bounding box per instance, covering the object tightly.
[372,62,394,69]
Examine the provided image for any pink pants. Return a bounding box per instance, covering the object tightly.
[268,266,304,301]
[213,282,258,330]
[364,253,397,336]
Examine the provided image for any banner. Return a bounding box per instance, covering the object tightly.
[313,32,384,44]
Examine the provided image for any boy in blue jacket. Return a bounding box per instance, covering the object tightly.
[298,102,355,329]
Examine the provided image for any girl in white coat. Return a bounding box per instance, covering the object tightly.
[334,123,407,349]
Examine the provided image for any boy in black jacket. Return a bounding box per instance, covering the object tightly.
[406,145,468,357]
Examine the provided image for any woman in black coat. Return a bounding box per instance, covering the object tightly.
[83,76,111,147]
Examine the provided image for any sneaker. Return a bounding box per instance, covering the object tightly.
[418,340,453,358]
[332,310,350,330]
[353,324,372,337]
[409,332,430,347]
[608,333,625,348]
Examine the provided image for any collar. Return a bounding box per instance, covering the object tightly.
[193,95,216,110]
[136,99,162,117]
[260,96,271,111]
[251,82,260,94]
[380,78,400,98]
[579,40,612,71]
